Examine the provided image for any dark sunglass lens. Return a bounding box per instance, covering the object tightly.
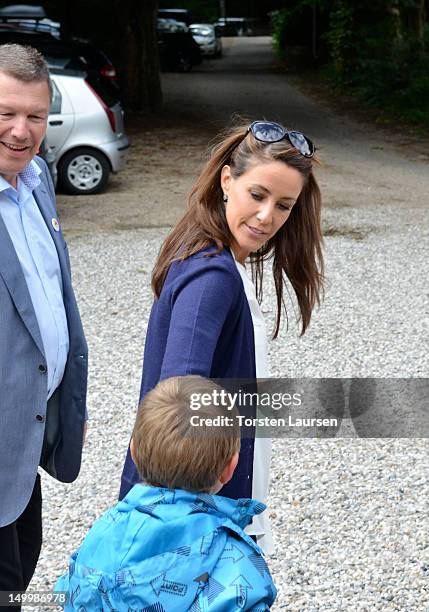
[289,131,314,157]
[252,121,285,143]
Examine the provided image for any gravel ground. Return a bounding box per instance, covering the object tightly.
[25,36,429,611]
[29,207,429,611]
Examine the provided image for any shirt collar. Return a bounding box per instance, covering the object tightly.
[0,159,42,195]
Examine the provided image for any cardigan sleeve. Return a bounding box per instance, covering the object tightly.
[160,263,238,380]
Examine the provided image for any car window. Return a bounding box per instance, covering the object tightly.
[190,26,212,37]
[86,74,120,107]
[50,80,62,114]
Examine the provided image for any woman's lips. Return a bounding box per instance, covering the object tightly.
[245,223,266,237]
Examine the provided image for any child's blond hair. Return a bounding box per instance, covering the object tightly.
[132,376,240,492]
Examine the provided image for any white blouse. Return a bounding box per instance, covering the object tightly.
[234,258,275,555]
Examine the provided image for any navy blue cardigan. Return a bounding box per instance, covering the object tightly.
[119,246,256,500]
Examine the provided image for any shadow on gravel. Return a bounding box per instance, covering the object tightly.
[323,227,366,240]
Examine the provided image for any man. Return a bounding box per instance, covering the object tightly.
[0,44,88,601]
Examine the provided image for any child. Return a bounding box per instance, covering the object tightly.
[56,376,277,611]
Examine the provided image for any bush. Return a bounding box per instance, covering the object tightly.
[326,6,429,130]
[271,9,292,61]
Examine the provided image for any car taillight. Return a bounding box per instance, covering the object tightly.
[100,64,117,80]
[85,79,116,133]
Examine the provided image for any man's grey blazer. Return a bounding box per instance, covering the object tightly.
[0,157,88,527]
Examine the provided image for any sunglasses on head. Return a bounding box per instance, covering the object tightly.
[248,120,315,158]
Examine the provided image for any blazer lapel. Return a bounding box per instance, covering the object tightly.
[33,182,68,280]
[0,213,45,356]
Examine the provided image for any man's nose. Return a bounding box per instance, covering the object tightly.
[10,117,30,140]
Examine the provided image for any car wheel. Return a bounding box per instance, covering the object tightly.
[177,53,192,72]
[58,148,110,195]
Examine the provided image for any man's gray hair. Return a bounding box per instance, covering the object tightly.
[0,44,53,101]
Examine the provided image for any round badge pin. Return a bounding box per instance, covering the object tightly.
[52,218,60,232]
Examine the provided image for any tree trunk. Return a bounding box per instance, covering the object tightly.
[114,0,162,112]
[404,0,426,40]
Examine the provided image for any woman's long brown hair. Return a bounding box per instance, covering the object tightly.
[152,123,324,338]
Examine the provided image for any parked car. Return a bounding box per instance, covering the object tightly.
[157,20,202,72]
[0,5,118,87]
[0,4,52,26]
[38,137,57,184]
[0,3,60,35]
[157,17,188,33]
[45,70,129,195]
[189,23,222,57]
[158,8,194,26]
[214,17,253,37]
[59,37,118,83]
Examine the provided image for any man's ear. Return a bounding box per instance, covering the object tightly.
[220,164,231,194]
[219,451,239,486]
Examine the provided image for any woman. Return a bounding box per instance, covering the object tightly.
[120,120,324,552]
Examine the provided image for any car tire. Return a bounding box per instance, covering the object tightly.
[177,53,192,72]
[58,148,110,195]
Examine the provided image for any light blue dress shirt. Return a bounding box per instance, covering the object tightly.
[0,160,69,399]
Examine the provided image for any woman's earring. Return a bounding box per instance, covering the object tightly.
[223,193,228,203]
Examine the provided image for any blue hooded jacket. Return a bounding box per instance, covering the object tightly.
[56,485,276,611]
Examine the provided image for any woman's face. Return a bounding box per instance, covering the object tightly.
[221,160,304,264]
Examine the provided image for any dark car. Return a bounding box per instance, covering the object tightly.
[158,8,195,26]
[0,5,118,86]
[214,17,253,37]
[56,37,118,82]
[0,3,60,36]
[157,20,202,72]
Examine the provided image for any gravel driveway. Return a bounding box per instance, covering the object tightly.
[28,38,428,611]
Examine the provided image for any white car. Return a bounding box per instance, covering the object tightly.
[46,70,129,195]
[189,24,222,57]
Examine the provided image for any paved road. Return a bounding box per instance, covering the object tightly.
[162,36,428,215]
[57,36,428,237]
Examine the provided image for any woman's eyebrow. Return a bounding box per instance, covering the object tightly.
[250,184,296,202]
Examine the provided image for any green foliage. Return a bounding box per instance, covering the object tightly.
[324,2,354,73]
[271,2,323,61]
[271,9,291,60]
[328,2,429,128]
[352,33,429,127]
[272,0,429,129]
